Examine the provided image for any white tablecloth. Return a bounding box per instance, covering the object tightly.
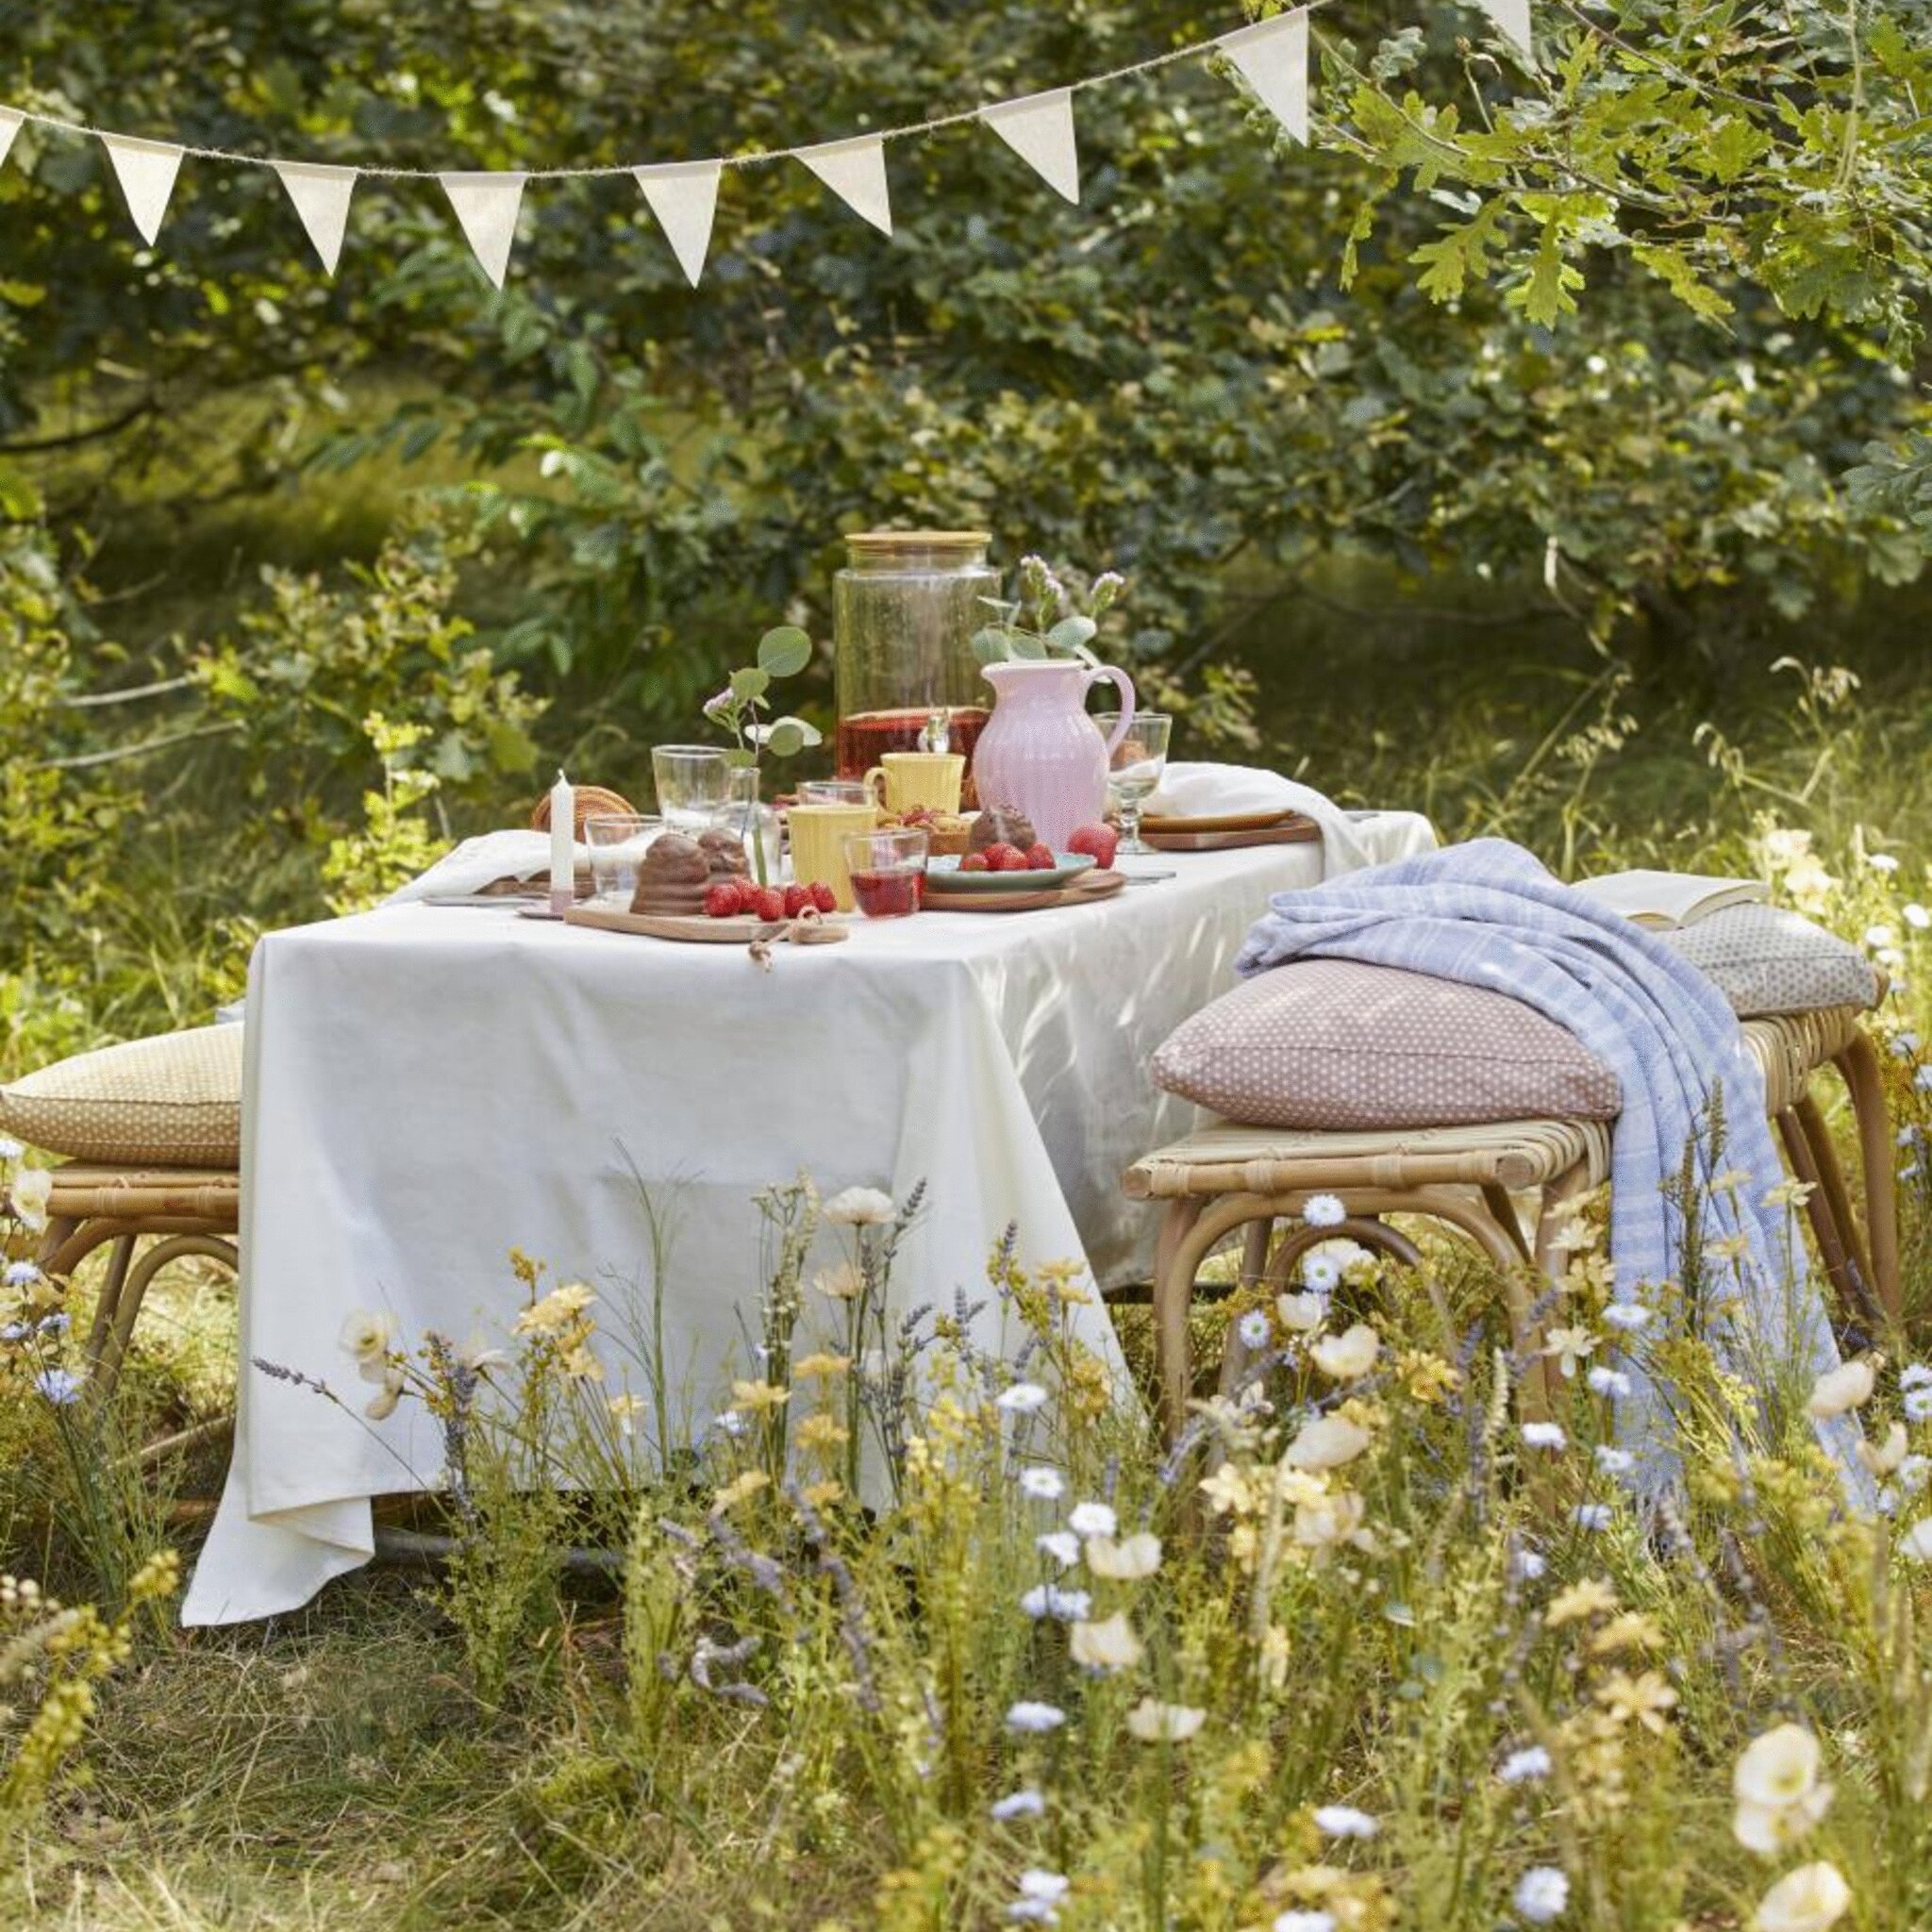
[183,813,1434,1624]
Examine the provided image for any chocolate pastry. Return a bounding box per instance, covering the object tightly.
[629,827,749,915]
[968,804,1036,853]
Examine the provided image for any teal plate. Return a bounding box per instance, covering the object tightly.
[925,852,1097,893]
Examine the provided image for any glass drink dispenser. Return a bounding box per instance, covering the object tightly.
[831,530,998,798]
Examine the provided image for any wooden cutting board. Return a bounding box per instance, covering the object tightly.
[924,868,1128,914]
[1141,817,1318,852]
[563,905,849,944]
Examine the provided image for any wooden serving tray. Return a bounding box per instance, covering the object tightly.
[924,869,1127,914]
[563,905,849,945]
[1141,817,1318,853]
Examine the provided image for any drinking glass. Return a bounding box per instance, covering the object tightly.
[841,827,929,919]
[651,744,729,830]
[1092,711,1171,856]
[796,778,874,808]
[584,814,664,904]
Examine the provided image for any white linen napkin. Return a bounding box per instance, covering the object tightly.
[1142,763,1386,874]
[384,830,579,906]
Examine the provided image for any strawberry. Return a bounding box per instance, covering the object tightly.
[783,883,810,918]
[958,852,991,874]
[1024,842,1056,871]
[704,882,742,919]
[1067,823,1120,870]
[750,886,787,923]
[808,880,838,913]
[981,841,1024,873]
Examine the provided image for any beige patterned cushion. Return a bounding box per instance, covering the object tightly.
[1153,960,1622,1131]
[0,1024,242,1165]
[1664,904,1880,1017]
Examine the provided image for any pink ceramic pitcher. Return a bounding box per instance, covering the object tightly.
[971,659,1137,849]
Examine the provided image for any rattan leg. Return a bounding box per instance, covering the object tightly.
[83,1235,137,1369]
[1153,1199,1205,1441]
[1834,1032,1902,1321]
[1776,1107,1859,1313]
[90,1234,238,1401]
[1217,1219,1277,1398]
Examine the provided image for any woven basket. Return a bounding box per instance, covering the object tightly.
[529,784,640,838]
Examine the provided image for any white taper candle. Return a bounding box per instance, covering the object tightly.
[549,769,575,915]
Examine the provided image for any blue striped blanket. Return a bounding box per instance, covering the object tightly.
[1236,838,1859,1495]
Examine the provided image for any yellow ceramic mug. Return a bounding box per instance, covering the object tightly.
[864,752,965,816]
[788,803,878,911]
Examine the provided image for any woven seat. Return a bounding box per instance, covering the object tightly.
[1124,1007,1894,1441]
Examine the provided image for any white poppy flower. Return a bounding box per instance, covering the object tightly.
[363,1363,407,1421]
[1751,1861,1850,1932]
[1858,1422,1908,1478]
[1734,1724,1824,1810]
[1292,1491,1366,1549]
[1309,1324,1380,1381]
[8,1165,52,1232]
[1124,1698,1205,1742]
[996,1382,1050,1415]
[1069,1611,1143,1672]
[1302,1193,1347,1228]
[1284,1415,1372,1472]
[338,1307,396,1364]
[1312,1804,1378,1840]
[1086,1532,1162,1580]
[1513,1866,1569,1924]
[1806,1358,1875,1418]
[1276,1291,1329,1332]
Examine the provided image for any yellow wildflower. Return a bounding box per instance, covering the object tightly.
[1595,1669,1678,1734]
[730,1378,791,1413]
[712,1470,770,1511]
[793,1351,852,1381]
[794,1412,850,1452]
[1545,1577,1619,1626]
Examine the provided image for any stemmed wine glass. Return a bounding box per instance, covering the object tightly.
[1092,712,1171,856]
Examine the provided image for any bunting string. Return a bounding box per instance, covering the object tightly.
[0,4,1534,286]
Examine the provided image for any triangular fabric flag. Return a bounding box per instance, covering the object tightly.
[439,171,526,289]
[633,160,723,287]
[1219,10,1310,147]
[274,162,357,276]
[979,88,1079,204]
[103,134,185,245]
[1475,0,1535,59]
[0,109,22,173]
[797,136,891,237]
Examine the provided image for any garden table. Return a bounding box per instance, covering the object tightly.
[183,812,1434,1624]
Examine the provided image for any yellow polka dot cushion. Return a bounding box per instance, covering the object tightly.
[0,1024,243,1165]
[1152,959,1622,1131]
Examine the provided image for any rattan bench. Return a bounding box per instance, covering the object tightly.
[1124,1006,1895,1441]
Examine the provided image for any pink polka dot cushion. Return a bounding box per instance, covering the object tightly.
[1152,959,1623,1130]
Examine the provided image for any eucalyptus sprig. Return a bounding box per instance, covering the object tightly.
[702,625,824,769]
[971,555,1126,667]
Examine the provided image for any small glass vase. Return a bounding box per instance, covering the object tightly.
[714,768,782,886]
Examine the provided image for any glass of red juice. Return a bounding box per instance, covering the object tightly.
[841,827,929,919]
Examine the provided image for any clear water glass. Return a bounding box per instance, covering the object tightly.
[711,766,783,886]
[584,814,664,904]
[1092,711,1171,855]
[651,744,729,830]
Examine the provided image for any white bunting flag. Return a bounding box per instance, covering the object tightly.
[633,160,723,287]
[0,108,21,173]
[980,88,1079,204]
[274,162,357,276]
[1219,10,1310,147]
[103,134,185,245]
[440,171,526,289]
[797,136,891,237]
[1476,0,1535,59]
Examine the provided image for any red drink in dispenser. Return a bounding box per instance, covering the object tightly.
[832,532,998,806]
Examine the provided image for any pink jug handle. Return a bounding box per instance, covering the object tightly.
[1086,665,1137,754]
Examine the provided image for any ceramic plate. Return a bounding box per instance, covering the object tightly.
[925,852,1097,893]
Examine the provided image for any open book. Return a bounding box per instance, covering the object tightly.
[1573,869,1768,931]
